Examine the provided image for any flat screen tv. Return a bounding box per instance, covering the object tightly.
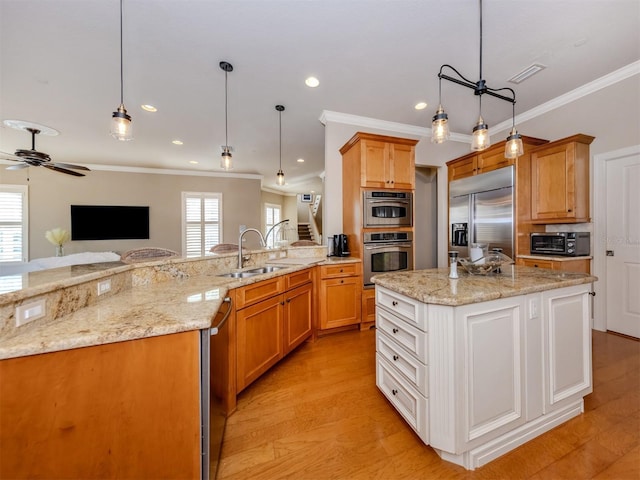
[71,205,150,240]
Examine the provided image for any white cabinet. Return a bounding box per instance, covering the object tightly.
[542,285,592,411]
[375,287,429,444]
[375,283,593,470]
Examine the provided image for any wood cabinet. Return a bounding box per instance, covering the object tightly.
[530,134,594,223]
[318,263,362,331]
[341,132,418,190]
[235,269,313,393]
[517,257,591,274]
[361,288,376,329]
[447,136,548,182]
[0,331,202,479]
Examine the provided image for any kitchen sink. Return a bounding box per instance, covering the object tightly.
[217,265,287,278]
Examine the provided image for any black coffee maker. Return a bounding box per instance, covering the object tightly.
[333,234,350,257]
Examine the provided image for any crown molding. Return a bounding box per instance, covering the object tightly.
[491,60,640,135]
[321,60,639,143]
[86,163,263,179]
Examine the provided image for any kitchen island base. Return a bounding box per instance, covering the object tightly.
[433,399,584,470]
[373,268,595,471]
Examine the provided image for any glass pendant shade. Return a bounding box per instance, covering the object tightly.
[505,127,524,159]
[220,147,233,170]
[110,104,132,141]
[431,105,450,144]
[276,169,285,186]
[471,116,490,151]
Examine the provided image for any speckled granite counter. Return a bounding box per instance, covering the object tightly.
[372,265,597,306]
[0,247,360,360]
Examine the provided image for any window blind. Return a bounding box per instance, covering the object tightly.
[183,192,222,257]
[0,186,28,263]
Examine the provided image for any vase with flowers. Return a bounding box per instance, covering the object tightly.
[45,228,70,257]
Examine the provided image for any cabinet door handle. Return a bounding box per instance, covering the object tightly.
[280,301,285,306]
[392,355,399,361]
[392,300,398,306]
[392,389,398,396]
[286,298,291,303]
[568,209,573,212]
[392,328,399,334]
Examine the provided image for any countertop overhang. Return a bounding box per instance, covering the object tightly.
[372,266,597,306]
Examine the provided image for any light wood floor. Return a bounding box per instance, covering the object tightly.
[217,329,639,480]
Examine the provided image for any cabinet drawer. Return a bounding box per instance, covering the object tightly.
[376,354,429,444]
[285,268,312,290]
[376,286,426,331]
[236,276,284,309]
[518,258,554,270]
[376,307,427,362]
[376,331,428,396]
[320,263,360,279]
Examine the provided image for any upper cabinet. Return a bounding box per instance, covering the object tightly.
[340,132,418,190]
[447,136,548,182]
[530,134,594,224]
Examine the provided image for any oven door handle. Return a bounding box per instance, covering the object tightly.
[367,199,410,204]
[364,243,413,250]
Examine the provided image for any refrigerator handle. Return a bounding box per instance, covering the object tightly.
[468,193,475,246]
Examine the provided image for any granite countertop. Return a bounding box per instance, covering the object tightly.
[0,254,361,360]
[372,265,597,306]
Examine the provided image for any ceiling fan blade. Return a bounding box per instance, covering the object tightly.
[6,163,30,170]
[52,162,91,171]
[43,164,86,177]
[0,150,24,162]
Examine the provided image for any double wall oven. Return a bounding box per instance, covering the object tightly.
[363,231,414,286]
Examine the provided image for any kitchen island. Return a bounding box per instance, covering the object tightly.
[372,266,597,470]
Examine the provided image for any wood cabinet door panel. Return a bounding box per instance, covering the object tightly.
[448,155,477,181]
[236,295,284,392]
[531,146,575,221]
[319,277,361,329]
[362,140,389,188]
[478,149,514,174]
[0,332,201,480]
[390,143,415,189]
[284,283,313,354]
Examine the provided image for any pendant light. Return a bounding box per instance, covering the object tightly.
[220,61,233,170]
[471,97,490,151]
[275,105,285,186]
[504,102,524,158]
[431,0,522,156]
[110,0,132,141]
[431,76,449,144]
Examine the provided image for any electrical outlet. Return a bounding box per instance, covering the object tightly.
[97,279,111,295]
[16,299,46,327]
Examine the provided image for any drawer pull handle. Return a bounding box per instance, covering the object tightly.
[392,355,398,361]
[340,268,343,272]
[392,389,398,396]
[392,328,399,334]
[340,280,344,284]
[392,301,398,306]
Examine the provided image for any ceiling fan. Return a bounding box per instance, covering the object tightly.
[0,120,90,177]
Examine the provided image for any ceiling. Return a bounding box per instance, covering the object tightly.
[1,0,639,194]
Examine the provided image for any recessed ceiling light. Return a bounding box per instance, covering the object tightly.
[414,102,428,110]
[189,160,198,164]
[297,158,305,163]
[141,104,157,112]
[305,77,320,88]
[172,140,184,145]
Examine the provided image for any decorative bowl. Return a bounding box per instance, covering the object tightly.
[458,252,514,275]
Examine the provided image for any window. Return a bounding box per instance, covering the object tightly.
[182,192,222,258]
[0,185,28,263]
[264,203,281,248]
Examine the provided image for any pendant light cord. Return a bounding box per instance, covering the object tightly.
[279,109,282,170]
[224,70,229,148]
[119,0,124,105]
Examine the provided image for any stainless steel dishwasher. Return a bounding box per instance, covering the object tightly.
[200,296,232,480]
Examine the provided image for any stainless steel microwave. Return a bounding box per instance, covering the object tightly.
[363,190,413,228]
[530,232,590,256]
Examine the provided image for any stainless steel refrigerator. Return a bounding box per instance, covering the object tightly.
[449,166,514,259]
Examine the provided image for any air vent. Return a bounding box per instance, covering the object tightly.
[508,63,546,84]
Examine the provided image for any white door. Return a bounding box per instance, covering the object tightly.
[605,151,640,337]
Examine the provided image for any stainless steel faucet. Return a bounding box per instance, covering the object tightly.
[238,228,266,269]
[264,218,289,248]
